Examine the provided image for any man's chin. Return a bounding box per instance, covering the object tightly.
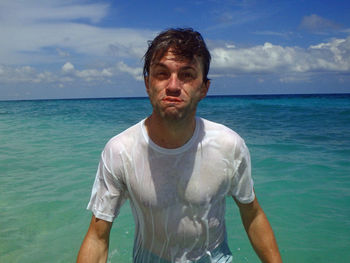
[158,107,186,121]
[155,104,195,122]
[162,111,183,121]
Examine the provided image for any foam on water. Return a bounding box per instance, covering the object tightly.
[1,94,349,262]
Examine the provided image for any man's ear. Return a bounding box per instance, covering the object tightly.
[144,76,150,94]
[200,79,210,99]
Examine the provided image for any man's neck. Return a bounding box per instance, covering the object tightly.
[145,113,196,149]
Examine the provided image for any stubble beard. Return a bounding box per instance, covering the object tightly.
[153,100,198,123]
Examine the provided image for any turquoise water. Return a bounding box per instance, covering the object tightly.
[1,94,349,262]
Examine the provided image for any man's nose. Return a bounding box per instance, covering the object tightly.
[166,74,182,95]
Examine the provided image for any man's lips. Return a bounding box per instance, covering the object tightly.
[162,97,183,103]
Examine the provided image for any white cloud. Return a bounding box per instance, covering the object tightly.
[300,14,341,33]
[0,1,155,65]
[33,72,56,83]
[211,36,350,79]
[101,68,113,77]
[0,1,108,25]
[1,36,350,86]
[60,62,116,82]
[0,60,144,86]
[62,62,75,73]
[253,30,293,38]
[0,65,56,83]
[212,42,291,73]
[57,48,70,57]
[116,62,143,81]
[0,23,153,65]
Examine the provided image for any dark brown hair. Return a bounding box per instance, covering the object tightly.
[143,28,211,82]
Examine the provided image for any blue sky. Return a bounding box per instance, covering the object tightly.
[1,0,350,100]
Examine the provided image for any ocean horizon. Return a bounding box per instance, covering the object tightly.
[1,93,349,262]
[1,92,350,103]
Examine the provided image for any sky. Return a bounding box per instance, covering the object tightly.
[1,0,350,100]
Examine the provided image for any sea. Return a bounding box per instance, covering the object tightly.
[1,94,349,263]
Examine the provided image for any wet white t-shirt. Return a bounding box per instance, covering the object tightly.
[87,117,255,262]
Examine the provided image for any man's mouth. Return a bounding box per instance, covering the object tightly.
[162,97,183,103]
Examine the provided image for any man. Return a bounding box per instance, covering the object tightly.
[77,28,282,263]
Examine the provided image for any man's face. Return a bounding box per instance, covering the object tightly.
[145,49,210,121]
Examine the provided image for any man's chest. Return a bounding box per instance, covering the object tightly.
[123,151,233,210]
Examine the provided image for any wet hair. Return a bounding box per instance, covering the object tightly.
[143,28,211,82]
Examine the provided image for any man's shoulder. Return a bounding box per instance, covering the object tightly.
[104,119,144,151]
[200,118,243,139]
[199,117,247,151]
[202,119,248,158]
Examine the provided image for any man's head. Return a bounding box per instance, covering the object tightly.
[143,28,211,83]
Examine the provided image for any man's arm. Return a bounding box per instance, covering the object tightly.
[234,196,282,263]
[77,215,113,263]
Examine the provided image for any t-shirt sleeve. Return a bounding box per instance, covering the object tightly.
[87,145,127,222]
[229,138,255,204]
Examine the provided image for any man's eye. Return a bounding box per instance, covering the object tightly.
[154,72,169,79]
[179,72,195,81]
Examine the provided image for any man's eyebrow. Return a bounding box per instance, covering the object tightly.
[179,66,197,71]
[151,62,167,68]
